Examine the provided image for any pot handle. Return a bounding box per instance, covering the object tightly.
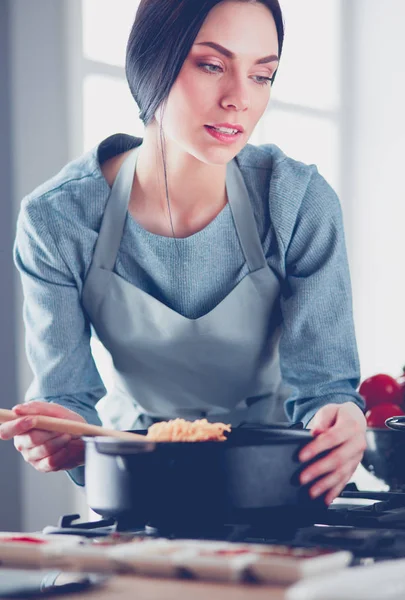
[385,416,405,431]
[93,440,157,455]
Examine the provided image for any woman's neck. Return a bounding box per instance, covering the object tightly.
[135,123,228,218]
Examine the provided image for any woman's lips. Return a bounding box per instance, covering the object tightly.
[204,125,243,145]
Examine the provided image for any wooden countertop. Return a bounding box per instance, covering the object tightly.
[45,574,288,600]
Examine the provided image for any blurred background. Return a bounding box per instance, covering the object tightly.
[1,0,404,531]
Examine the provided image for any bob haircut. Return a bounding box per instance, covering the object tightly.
[126,0,284,126]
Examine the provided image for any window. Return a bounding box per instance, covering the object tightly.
[258,0,342,193]
[83,74,143,150]
[78,0,341,188]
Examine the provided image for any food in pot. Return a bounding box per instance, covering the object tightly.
[145,418,231,442]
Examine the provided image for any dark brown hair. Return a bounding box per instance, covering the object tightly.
[126,0,284,125]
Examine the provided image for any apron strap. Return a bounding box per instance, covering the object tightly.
[226,159,267,272]
[92,147,140,270]
[92,146,266,273]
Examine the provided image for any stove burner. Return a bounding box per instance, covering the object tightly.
[42,514,157,538]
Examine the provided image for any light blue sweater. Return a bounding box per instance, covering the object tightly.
[14,133,365,437]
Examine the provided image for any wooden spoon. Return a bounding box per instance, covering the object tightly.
[0,408,147,442]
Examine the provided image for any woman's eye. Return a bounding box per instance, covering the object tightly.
[198,63,272,86]
[199,63,223,74]
[252,75,272,86]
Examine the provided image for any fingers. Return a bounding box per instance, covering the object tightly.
[0,402,85,442]
[15,429,73,467]
[13,401,58,416]
[299,418,364,462]
[309,403,339,434]
[325,482,348,506]
[305,402,366,451]
[31,439,85,473]
[300,437,366,485]
[16,428,81,450]
[55,439,86,471]
[19,434,72,462]
[13,401,82,421]
[16,431,85,472]
[14,429,62,451]
[322,465,359,506]
[0,416,36,440]
[299,403,367,505]
[1,402,87,474]
[31,445,71,473]
[306,455,362,502]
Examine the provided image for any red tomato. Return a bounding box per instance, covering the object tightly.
[365,403,405,429]
[397,366,405,408]
[359,374,402,410]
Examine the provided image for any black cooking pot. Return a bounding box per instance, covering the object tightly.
[361,417,405,491]
[83,424,329,532]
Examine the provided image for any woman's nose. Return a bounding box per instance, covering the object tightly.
[220,77,250,112]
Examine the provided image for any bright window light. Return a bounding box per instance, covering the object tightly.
[83,74,144,152]
[82,0,139,67]
[274,0,341,111]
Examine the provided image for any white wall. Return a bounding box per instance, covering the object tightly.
[8,0,86,531]
[0,0,22,532]
[346,0,405,380]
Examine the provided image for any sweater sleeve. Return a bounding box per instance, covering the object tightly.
[277,170,365,427]
[13,196,106,485]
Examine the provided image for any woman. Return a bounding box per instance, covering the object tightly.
[2,0,366,505]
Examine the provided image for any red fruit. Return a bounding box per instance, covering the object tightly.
[365,403,405,429]
[359,374,402,410]
[397,366,405,407]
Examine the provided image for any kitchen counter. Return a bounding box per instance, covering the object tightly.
[0,531,346,598]
[0,532,350,598]
[0,573,287,600]
[49,574,287,600]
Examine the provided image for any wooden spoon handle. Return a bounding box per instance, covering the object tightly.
[0,408,146,442]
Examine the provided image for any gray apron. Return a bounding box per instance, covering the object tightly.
[82,146,289,430]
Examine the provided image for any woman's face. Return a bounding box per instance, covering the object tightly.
[158,0,279,165]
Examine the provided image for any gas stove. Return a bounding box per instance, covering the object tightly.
[42,484,405,565]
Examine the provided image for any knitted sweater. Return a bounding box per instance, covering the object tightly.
[14,132,364,443]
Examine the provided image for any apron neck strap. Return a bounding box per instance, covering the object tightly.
[226,159,267,271]
[92,147,140,270]
[93,147,266,272]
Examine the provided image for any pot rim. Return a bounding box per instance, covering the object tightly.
[83,427,313,444]
[83,427,314,456]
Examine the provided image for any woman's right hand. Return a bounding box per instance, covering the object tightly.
[0,401,86,472]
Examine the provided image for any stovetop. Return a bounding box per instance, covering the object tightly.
[42,485,405,564]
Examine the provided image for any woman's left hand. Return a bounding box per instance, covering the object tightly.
[299,402,367,505]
